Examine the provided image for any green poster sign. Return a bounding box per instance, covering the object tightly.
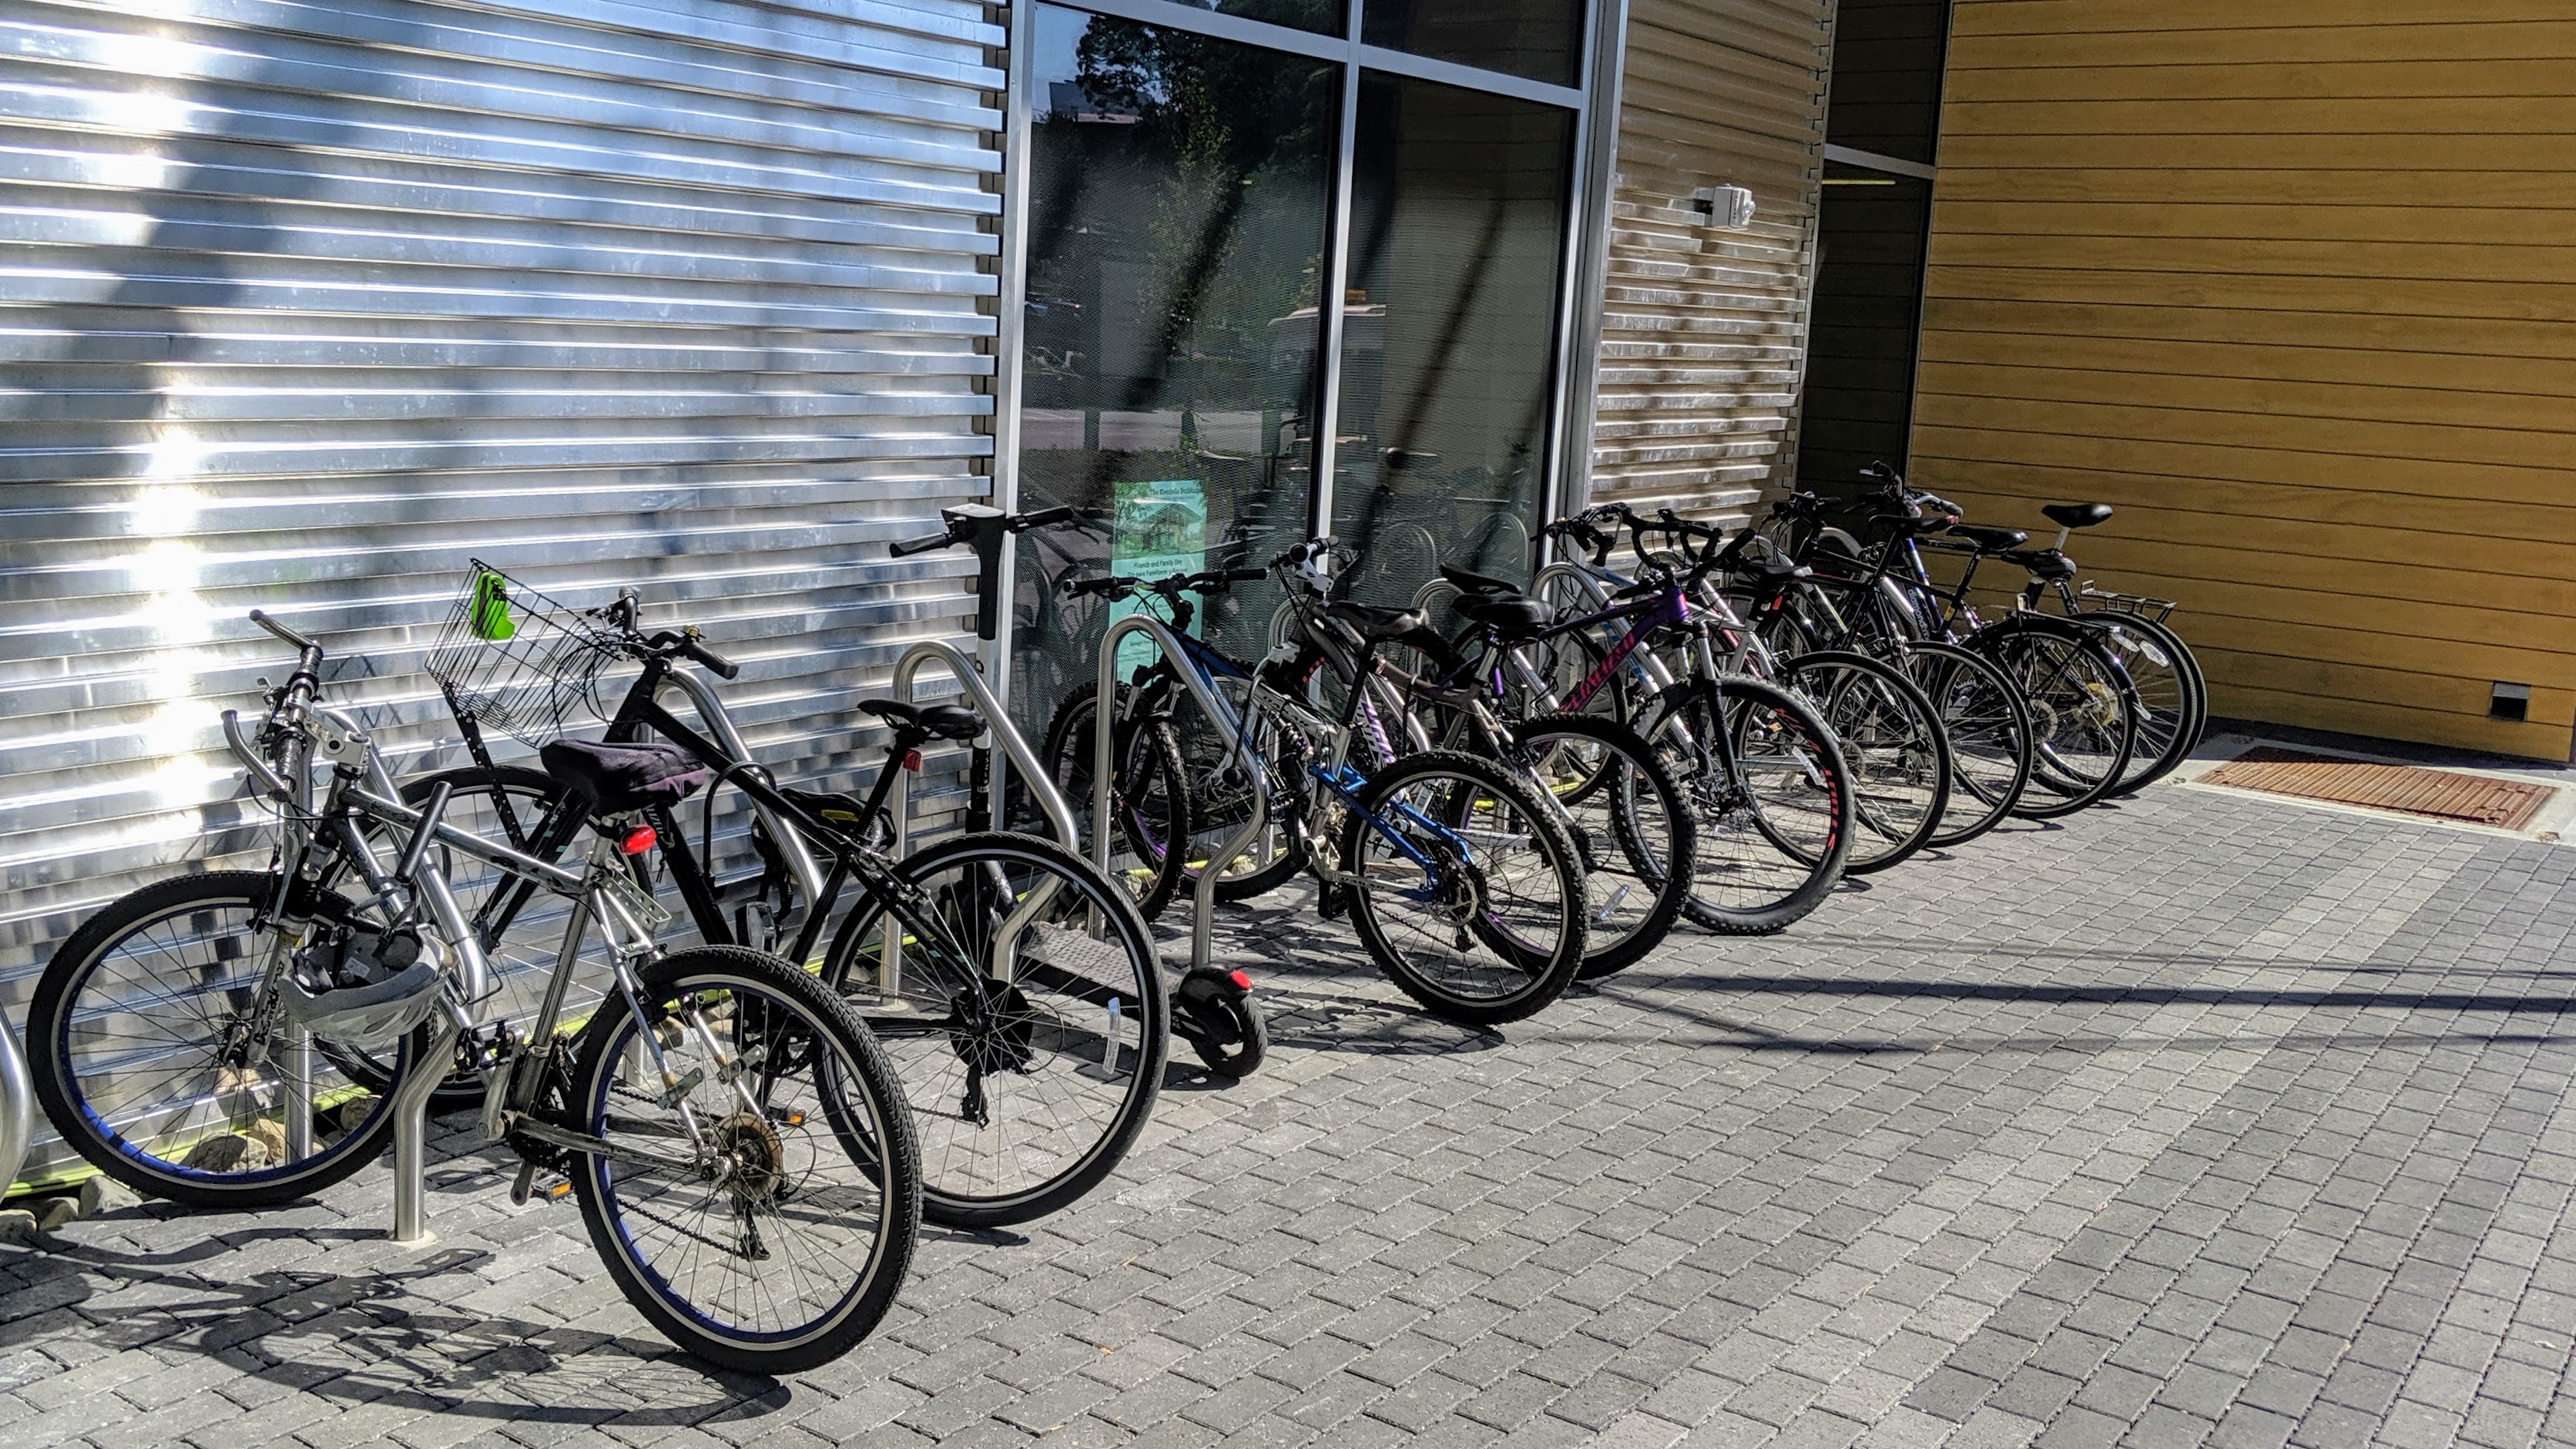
[1112,478,1206,673]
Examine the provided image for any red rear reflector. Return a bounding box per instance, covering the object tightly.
[619,825,657,856]
[1227,970,1252,991]
[903,748,923,773]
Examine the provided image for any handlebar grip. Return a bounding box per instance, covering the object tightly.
[890,533,951,558]
[249,609,317,652]
[1223,567,1266,583]
[1062,575,1123,599]
[680,637,740,681]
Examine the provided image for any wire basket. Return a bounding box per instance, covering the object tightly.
[2076,583,2177,624]
[424,561,624,748]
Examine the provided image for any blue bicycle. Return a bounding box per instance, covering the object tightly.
[1045,542,1590,1026]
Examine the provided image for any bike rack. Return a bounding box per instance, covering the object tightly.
[885,639,1079,855]
[390,1016,461,1246]
[1093,615,1270,975]
[0,1014,31,1198]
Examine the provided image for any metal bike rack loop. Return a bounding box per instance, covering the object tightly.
[0,1015,32,1199]
[886,639,1078,855]
[390,1016,461,1246]
[1092,615,1270,975]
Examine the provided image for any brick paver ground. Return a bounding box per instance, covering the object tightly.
[6,773,2576,1448]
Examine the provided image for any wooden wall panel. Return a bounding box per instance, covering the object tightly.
[1588,0,1833,524]
[1914,1,2576,758]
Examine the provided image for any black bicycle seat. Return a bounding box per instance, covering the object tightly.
[1456,594,1554,640]
[860,698,983,742]
[1736,554,1807,582]
[2041,502,2114,530]
[540,740,713,817]
[1439,563,1521,596]
[2000,547,2077,582]
[1948,524,2029,554]
[1326,599,1429,642]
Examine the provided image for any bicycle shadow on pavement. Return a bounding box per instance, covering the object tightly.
[0,1231,789,1425]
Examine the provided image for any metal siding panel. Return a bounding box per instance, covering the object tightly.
[1589,0,1831,526]
[0,0,1003,1182]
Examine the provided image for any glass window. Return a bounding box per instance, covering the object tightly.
[1012,5,1339,730]
[1361,0,1583,88]
[1162,0,1343,36]
[1330,72,1574,604]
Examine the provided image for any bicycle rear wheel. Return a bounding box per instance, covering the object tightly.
[1968,618,2138,819]
[1337,750,1588,1025]
[29,871,411,1208]
[571,945,918,1374]
[1041,685,1192,921]
[1507,713,1696,980]
[2075,613,2203,792]
[821,831,1165,1226]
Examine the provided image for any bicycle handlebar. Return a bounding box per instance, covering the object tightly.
[221,709,291,802]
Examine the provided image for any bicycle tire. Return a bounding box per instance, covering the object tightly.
[2070,613,2203,792]
[1964,615,2138,819]
[1893,640,2034,847]
[1643,677,1854,935]
[820,831,1166,1226]
[29,871,412,1209]
[1776,650,1950,875]
[1505,713,1696,980]
[1337,750,1588,1025]
[1041,685,1192,922]
[570,944,919,1374]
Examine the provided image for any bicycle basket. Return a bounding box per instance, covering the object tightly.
[2075,584,2177,624]
[425,561,622,748]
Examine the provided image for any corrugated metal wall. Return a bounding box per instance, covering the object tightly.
[0,0,1005,1180]
[1588,0,1832,525]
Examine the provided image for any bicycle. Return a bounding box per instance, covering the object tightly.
[1061,541,1594,1025]
[403,538,1180,1225]
[29,609,920,1371]
[2004,502,2209,792]
[1440,526,1857,935]
[1764,468,2139,820]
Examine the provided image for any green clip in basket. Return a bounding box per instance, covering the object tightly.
[468,569,517,642]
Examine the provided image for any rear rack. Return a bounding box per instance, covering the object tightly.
[2077,582,2175,623]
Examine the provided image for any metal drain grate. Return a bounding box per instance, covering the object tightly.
[2199,746,2557,830]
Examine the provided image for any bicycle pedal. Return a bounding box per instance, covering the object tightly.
[1317,884,1349,921]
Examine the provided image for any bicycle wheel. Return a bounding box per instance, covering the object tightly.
[2074,614,2203,792]
[1168,673,1309,904]
[570,945,918,1374]
[1776,650,1950,874]
[1508,714,1696,981]
[1041,684,1192,922]
[1893,640,2034,847]
[29,871,411,1208]
[1642,678,1853,935]
[1967,618,2138,819]
[1337,750,1588,1025]
[820,831,1165,1226]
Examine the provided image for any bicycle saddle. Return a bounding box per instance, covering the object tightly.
[1439,563,1520,596]
[860,698,983,742]
[1456,594,1554,640]
[1999,547,2077,581]
[1948,524,2029,554]
[540,740,713,816]
[1326,599,1430,642]
[2041,502,2114,530]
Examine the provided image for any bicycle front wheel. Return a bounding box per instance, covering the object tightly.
[1894,640,2034,847]
[1777,650,1950,875]
[1337,750,1588,1025]
[29,871,411,1208]
[1644,678,1854,935]
[821,831,1166,1226]
[571,945,919,1374]
[1041,684,1192,921]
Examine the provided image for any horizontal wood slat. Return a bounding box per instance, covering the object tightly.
[1917,0,2576,759]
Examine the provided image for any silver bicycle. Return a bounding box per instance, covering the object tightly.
[26,609,921,1372]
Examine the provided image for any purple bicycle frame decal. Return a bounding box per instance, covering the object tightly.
[1556,585,1690,714]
